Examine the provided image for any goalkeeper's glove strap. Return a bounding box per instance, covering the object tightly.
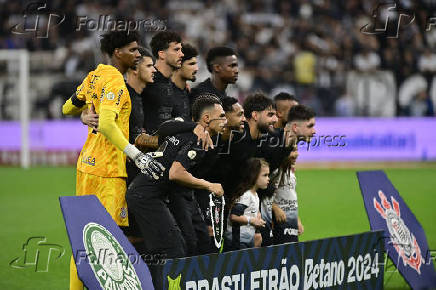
[123,144,141,160]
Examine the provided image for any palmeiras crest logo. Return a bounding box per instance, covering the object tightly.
[373,190,423,274]
[83,223,142,289]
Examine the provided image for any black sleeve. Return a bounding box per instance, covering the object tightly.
[173,139,198,171]
[156,119,196,144]
[231,203,248,216]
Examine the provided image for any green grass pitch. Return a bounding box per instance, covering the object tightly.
[0,166,434,289]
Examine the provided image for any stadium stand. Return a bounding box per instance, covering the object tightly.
[0,0,435,119]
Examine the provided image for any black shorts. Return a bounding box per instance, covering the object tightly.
[273,221,298,244]
[126,184,186,259]
[168,191,211,256]
[260,224,274,247]
[122,161,142,238]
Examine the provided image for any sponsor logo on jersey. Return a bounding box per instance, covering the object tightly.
[83,223,142,289]
[81,155,96,166]
[373,190,423,274]
[284,228,299,236]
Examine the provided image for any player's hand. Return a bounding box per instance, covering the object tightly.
[285,133,297,148]
[193,124,214,151]
[250,217,266,228]
[207,182,224,197]
[135,132,158,150]
[134,152,165,180]
[298,218,304,235]
[80,103,99,130]
[272,203,286,223]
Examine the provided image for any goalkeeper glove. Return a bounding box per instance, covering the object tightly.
[123,144,165,180]
[134,152,165,180]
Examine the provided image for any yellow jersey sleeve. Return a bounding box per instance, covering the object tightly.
[98,109,129,151]
[62,97,83,115]
[99,76,128,116]
[76,72,93,102]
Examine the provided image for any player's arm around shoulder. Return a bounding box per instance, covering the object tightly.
[168,135,224,196]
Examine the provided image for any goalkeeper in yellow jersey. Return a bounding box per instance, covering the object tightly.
[62,30,165,290]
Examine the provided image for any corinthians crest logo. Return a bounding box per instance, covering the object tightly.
[83,223,142,289]
[373,190,423,274]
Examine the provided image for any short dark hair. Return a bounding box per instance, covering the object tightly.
[100,30,139,56]
[221,97,238,112]
[131,47,154,70]
[138,47,153,59]
[287,105,316,122]
[274,92,299,103]
[206,46,236,72]
[150,31,182,58]
[243,93,274,119]
[191,94,223,122]
[181,43,198,63]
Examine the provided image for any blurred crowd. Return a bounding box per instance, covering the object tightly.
[0,0,435,117]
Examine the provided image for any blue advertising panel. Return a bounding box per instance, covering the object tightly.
[162,231,384,290]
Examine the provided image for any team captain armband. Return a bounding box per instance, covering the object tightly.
[62,94,87,116]
[71,93,86,107]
